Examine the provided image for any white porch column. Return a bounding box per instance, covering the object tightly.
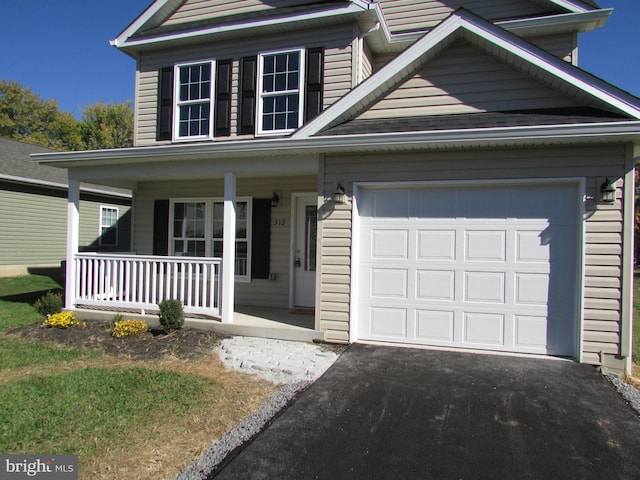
[221,172,236,323]
[65,177,80,310]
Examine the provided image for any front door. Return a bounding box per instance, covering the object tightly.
[293,195,317,308]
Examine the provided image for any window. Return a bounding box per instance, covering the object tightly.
[174,61,215,140]
[100,207,119,246]
[257,49,304,134]
[170,198,252,280]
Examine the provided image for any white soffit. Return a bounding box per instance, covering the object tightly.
[293,8,640,139]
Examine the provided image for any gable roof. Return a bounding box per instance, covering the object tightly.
[0,137,131,198]
[293,8,640,138]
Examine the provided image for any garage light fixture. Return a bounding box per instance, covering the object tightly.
[271,192,280,208]
[600,178,616,204]
[333,183,347,204]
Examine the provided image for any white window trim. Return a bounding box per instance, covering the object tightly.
[99,206,119,247]
[169,197,252,282]
[172,59,216,142]
[256,47,305,136]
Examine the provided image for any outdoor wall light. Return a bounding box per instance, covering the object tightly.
[600,178,616,204]
[333,183,347,204]
[271,192,280,208]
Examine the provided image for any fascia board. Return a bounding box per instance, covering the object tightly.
[296,9,640,138]
[548,0,592,13]
[31,121,640,168]
[111,0,172,48]
[115,3,367,50]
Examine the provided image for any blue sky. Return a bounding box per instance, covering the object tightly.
[1,0,638,118]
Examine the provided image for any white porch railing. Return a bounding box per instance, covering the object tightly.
[72,253,222,316]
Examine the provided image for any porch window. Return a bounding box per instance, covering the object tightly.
[99,206,118,246]
[170,198,251,280]
[174,61,215,140]
[257,49,304,135]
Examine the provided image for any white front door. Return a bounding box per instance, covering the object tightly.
[293,195,317,308]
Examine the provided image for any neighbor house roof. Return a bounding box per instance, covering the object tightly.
[0,137,131,198]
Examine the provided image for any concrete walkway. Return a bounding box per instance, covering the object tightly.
[212,344,640,480]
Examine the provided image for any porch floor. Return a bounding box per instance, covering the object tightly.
[75,304,324,343]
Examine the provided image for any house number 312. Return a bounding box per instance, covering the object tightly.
[273,219,286,226]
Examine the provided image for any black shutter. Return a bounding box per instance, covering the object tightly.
[238,56,257,135]
[157,67,174,141]
[215,59,232,137]
[305,47,324,123]
[251,198,271,279]
[153,199,170,256]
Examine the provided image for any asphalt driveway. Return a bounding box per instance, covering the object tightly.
[212,344,640,479]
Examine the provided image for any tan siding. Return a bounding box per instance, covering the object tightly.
[319,145,627,360]
[358,41,580,120]
[162,0,310,26]
[377,0,557,34]
[530,34,576,63]
[135,24,353,146]
[134,175,317,308]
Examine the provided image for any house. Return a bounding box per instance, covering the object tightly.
[0,137,132,277]
[33,0,640,374]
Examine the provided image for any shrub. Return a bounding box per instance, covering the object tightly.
[45,311,85,329]
[112,319,148,338]
[34,291,63,317]
[158,299,184,332]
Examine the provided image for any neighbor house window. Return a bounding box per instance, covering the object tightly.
[257,49,304,135]
[100,206,119,246]
[174,61,215,140]
[170,198,252,280]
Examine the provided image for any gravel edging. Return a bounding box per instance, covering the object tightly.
[175,380,310,480]
[603,369,640,416]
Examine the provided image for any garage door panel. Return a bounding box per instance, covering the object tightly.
[416,310,455,342]
[370,307,407,338]
[417,230,456,259]
[371,268,408,298]
[464,312,505,346]
[465,230,506,261]
[357,183,579,357]
[417,270,455,301]
[371,229,408,259]
[464,272,505,303]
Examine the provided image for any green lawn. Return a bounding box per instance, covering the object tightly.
[0,274,272,479]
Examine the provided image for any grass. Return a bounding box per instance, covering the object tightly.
[0,275,275,479]
[634,276,640,366]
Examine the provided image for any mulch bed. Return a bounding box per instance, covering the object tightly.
[5,320,226,361]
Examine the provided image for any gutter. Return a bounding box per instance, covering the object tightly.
[0,174,132,198]
[31,121,640,166]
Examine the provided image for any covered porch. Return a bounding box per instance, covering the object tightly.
[39,142,324,342]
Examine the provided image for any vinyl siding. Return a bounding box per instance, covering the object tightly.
[0,185,131,267]
[358,40,582,120]
[319,145,627,358]
[133,175,317,308]
[377,0,558,34]
[134,24,354,146]
[162,0,310,26]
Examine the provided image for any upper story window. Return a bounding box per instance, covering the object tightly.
[257,49,305,135]
[173,61,215,140]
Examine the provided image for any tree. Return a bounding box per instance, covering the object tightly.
[79,101,133,150]
[0,80,83,151]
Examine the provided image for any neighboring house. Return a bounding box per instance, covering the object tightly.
[33,0,640,373]
[0,137,132,276]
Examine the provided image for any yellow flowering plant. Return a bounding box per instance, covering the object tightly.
[45,311,86,329]
[112,319,149,338]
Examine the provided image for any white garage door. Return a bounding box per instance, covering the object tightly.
[356,183,580,356]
